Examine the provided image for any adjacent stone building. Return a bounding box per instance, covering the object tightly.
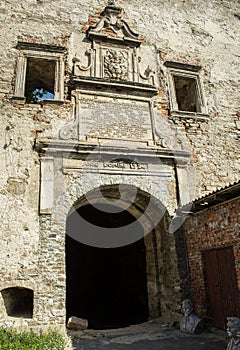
[0,0,239,331]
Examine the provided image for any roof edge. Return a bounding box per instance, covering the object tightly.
[179,180,240,213]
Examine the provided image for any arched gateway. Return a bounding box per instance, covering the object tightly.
[32,0,193,329]
[2,0,240,334]
[65,184,176,329]
[33,134,192,330]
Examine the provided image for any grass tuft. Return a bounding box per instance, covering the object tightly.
[0,327,66,350]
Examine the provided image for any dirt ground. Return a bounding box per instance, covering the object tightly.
[68,319,228,350]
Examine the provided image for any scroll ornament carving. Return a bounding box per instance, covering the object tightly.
[104,49,128,80]
[59,122,78,140]
[140,64,155,85]
[59,96,78,140]
[73,49,93,74]
[155,128,174,149]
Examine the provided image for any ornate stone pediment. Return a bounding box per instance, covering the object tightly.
[87,0,140,45]
[71,0,156,89]
[60,1,158,143]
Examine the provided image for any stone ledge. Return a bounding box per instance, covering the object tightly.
[16,41,67,53]
[10,96,64,106]
[70,76,158,97]
[35,139,192,164]
[170,111,209,121]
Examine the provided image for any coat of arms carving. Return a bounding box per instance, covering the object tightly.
[104,49,128,80]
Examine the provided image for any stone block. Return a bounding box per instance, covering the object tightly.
[66,316,88,330]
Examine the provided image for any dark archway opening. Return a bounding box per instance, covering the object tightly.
[66,203,149,329]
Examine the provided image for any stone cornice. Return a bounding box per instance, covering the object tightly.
[16,41,67,53]
[35,139,191,164]
[70,76,158,97]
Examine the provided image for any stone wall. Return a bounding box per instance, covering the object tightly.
[0,0,239,192]
[0,0,239,329]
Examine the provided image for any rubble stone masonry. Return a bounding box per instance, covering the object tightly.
[0,0,239,330]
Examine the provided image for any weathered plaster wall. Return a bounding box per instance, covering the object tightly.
[0,0,239,329]
[0,0,239,190]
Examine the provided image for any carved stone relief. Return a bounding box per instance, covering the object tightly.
[62,1,158,143]
[59,94,78,140]
[104,49,128,80]
[72,1,156,86]
[88,1,139,41]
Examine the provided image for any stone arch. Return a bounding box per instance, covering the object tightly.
[67,184,167,247]
[0,281,36,291]
[37,174,183,327]
[63,184,181,327]
[52,174,174,228]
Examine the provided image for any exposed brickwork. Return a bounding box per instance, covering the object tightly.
[0,0,239,331]
[183,196,240,318]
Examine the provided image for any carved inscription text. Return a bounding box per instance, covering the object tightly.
[79,95,153,141]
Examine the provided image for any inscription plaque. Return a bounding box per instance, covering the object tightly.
[78,95,153,141]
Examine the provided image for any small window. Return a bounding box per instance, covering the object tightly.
[25,57,56,103]
[173,75,200,112]
[14,42,66,103]
[1,287,34,318]
[164,61,207,116]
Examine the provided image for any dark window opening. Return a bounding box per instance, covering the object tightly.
[173,75,201,112]
[1,287,33,318]
[66,203,149,330]
[25,57,55,103]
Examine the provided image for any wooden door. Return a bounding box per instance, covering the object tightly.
[203,247,240,329]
